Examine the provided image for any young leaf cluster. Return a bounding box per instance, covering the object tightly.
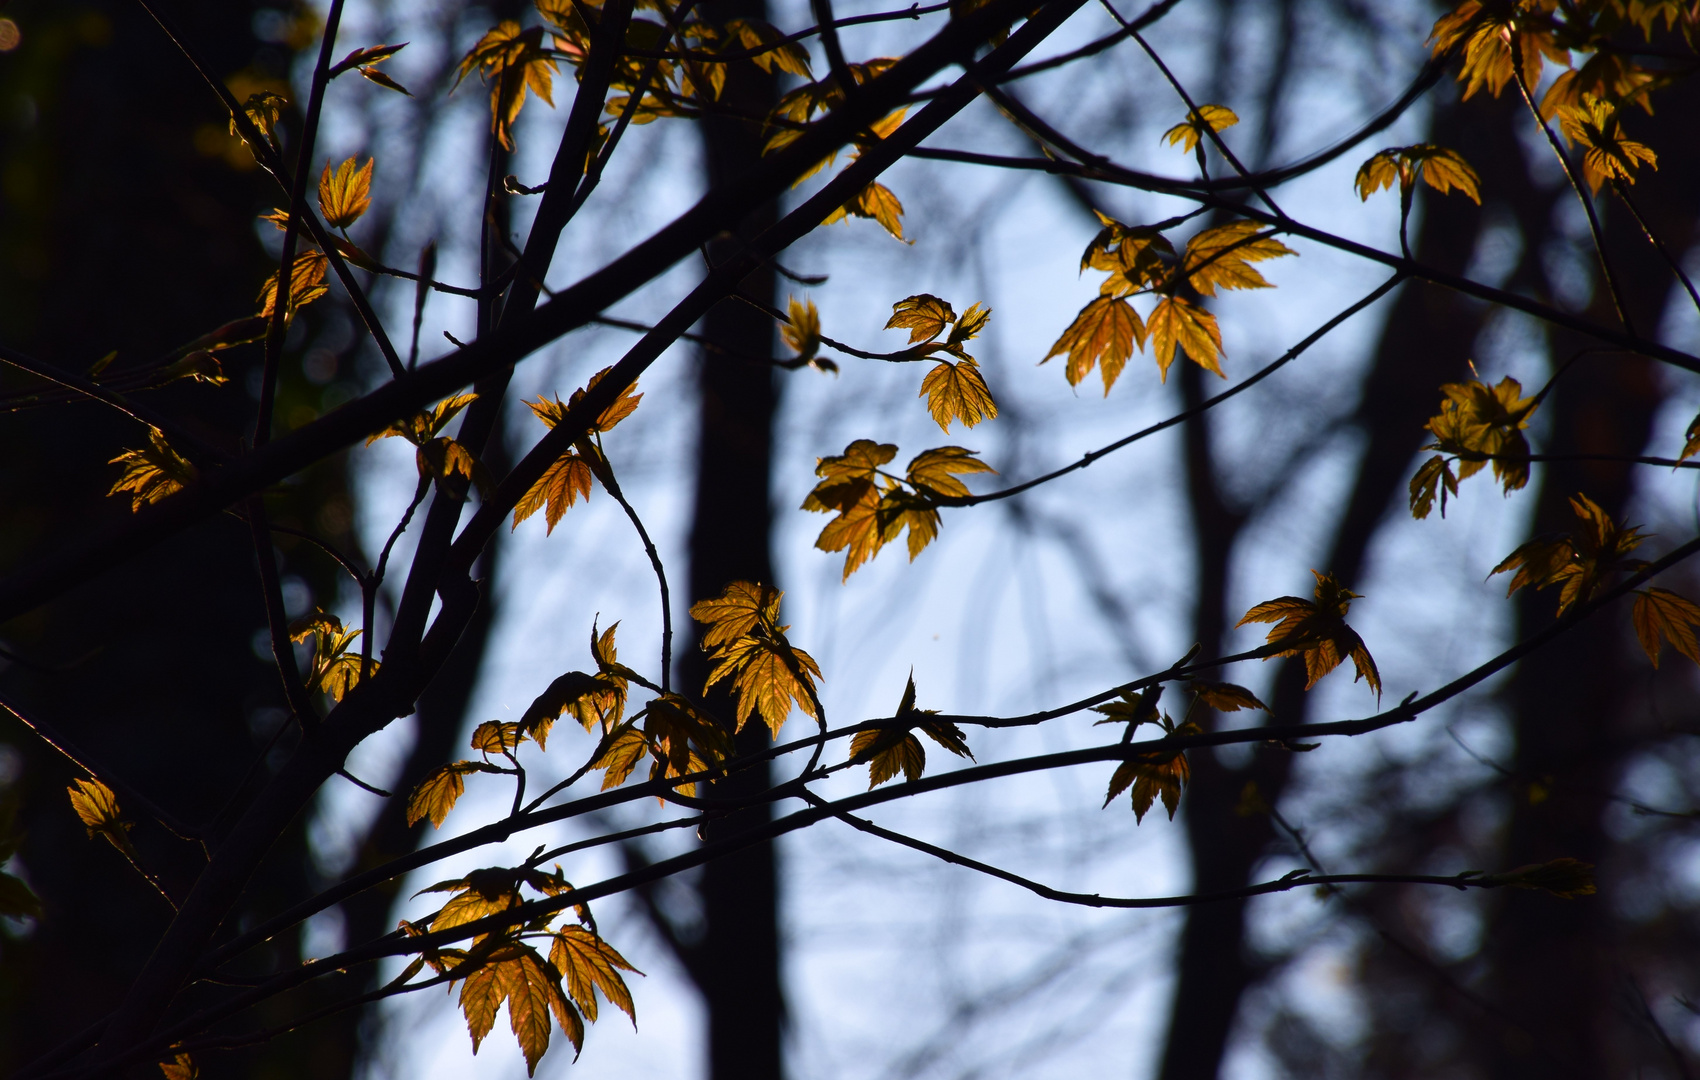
[802,440,995,579]
[1046,209,1294,391]
[1410,375,1540,519]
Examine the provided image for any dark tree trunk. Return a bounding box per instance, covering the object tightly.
[0,3,352,1075]
[680,1,787,1074]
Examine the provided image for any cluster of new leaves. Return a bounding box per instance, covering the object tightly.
[407,623,633,828]
[455,0,818,162]
[1491,494,1700,667]
[408,864,638,1075]
[1161,103,1238,156]
[885,294,998,431]
[1492,493,1648,616]
[1238,571,1381,696]
[849,673,972,788]
[1355,144,1482,204]
[368,391,492,494]
[1093,687,1202,824]
[514,368,642,533]
[455,20,559,150]
[289,611,374,701]
[1046,206,1294,391]
[1409,375,1540,519]
[257,248,329,322]
[107,427,197,511]
[1556,93,1659,192]
[327,41,412,96]
[689,581,821,735]
[1428,0,1684,116]
[802,440,995,579]
[764,59,909,240]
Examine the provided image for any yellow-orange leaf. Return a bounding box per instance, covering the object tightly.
[919,358,997,431]
[905,445,995,499]
[886,295,955,344]
[1238,570,1380,696]
[257,249,329,320]
[1147,296,1223,380]
[782,295,821,361]
[1162,104,1238,154]
[1044,296,1145,394]
[551,926,640,1025]
[512,453,594,533]
[108,427,196,511]
[1632,587,1700,668]
[318,156,374,229]
[406,762,492,828]
[158,1052,197,1080]
[68,778,135,857]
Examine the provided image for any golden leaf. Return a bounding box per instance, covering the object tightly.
[551,926,640,1025]
[289,610,373,701]
[1408,455,1460,520]
[513,453,594,533]
[230,91,286,147]
[1103,714,1201,823]
[1558,94,1658,193]
[1356,145,1480,204]
[318,156,374,229]
[1491,493,1647,617]
[874,488,941,561]
[1162,104,1238,154]
[1147,296,1223,380]
[560,367,643,434]
[689,580,783,650]
[159,1052,197,1080]
[1633,588,1700,668]
[406,762,494,828]
[1189,680,1267,712]
[502,946,571,1074]
[1422,375,1537,493]
[108,427,196,511]
[886,295,956,344]
[1044,296,1145,394]
[256,248,329,320]
[1182,220,1296,297]
[782,295,821,361]
[68,778,136,857]
[905,446,995,499]
[814,486,886,579]
[723,17,813,78]
[1238,571,1380,695]
[919,358,997,432]
[693,581,820,735]
[824,181,906,240]
[520,670,625,746]
[592,724,647,790]
[455,21,557,150]
[851,727,926,787]
[368,391,479,448]
[459,960,503,1052]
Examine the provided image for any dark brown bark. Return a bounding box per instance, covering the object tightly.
[680,0,787,1074]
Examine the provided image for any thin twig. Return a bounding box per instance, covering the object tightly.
[1509,40,1634,336]
[593,443,673,693]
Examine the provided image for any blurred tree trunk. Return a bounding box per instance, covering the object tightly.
[680,0,787,1075]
